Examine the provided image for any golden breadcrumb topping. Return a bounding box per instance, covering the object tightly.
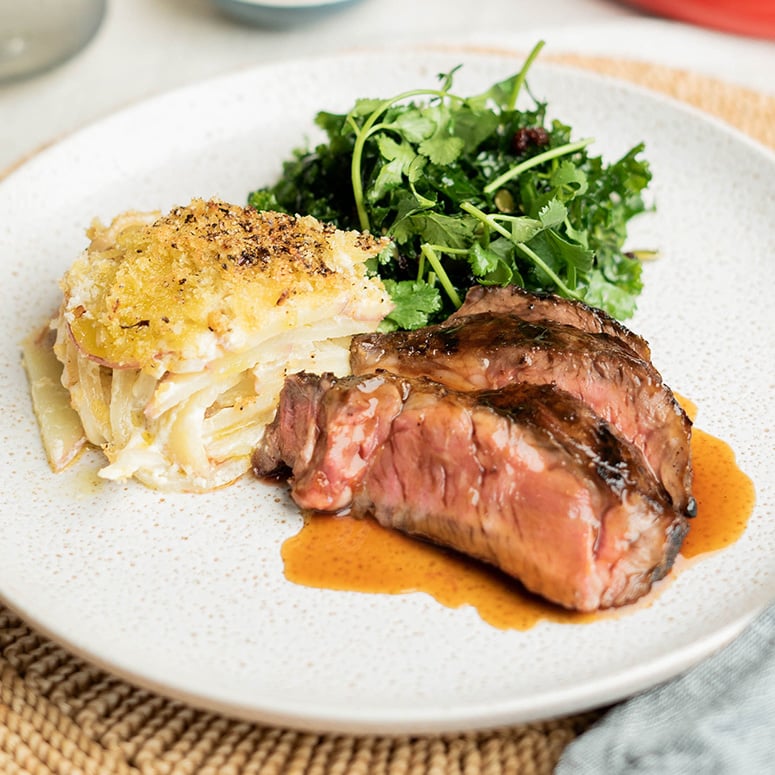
[42,198,393,491]
[61,198,391,374]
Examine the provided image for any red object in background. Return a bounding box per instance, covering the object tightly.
[623,0,775,39]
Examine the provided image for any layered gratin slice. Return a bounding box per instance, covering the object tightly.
[41,198,392,491]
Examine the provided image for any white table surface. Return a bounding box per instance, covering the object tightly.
[1,0,774,176]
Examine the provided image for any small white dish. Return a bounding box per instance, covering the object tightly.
[213,0,362,27]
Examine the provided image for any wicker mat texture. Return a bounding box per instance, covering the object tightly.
[1,54,774,775]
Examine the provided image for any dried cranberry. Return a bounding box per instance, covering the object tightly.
[512,127,550,154]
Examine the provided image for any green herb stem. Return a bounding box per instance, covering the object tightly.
[427,245,469,256]
[461,202,516,240]
[420,244,462,307]
[483,137,594,195]
[507,40,545,110]
[460,201,582,299]
[514,242,582,300]
[351,87,464,231]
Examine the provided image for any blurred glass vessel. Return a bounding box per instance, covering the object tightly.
[0,0,106,83]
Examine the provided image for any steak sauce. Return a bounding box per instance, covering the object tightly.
[281,397,755,630]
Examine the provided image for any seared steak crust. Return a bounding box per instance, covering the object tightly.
[451,285,652,361]
[351,313,694,516]
[253,372,688,612]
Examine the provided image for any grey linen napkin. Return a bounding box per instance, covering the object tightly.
[555,603,775,774]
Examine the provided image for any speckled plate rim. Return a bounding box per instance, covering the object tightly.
[0,47,773,735]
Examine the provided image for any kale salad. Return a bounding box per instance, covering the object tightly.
[249,43,653,331]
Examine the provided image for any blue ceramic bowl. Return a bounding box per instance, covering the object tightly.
[213,0,363,28]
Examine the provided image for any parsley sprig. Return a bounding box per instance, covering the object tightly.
[249,42,653,330]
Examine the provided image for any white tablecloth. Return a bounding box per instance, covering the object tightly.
[2,0,774,175]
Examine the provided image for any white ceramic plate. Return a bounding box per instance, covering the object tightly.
[0,49,773,735]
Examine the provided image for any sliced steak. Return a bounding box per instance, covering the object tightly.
[351,313,694,517]
[253,371,688,611]
[254,371,407,510]
[450,284,652,361]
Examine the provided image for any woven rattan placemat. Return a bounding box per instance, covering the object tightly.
[2,54,774,775]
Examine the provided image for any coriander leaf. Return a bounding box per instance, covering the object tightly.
[390,190,438,244]
[584,266,642,319]
[417,105,466,165]
[380,279,443,331]
[370,136,419,201]
[538,198,567,229]
[315,111,349,138]
[468,241,500,275]
[476,73,519,110]
[391,109,436,143]
[451,105,500,152]
[549,160,589,198]
[469,242,516,285]
[247,189,281,212]
[526,228,593,289]
[465,206,542,245]
[565,227,589,251]
[419,134,465,166]
[348,97,384,119]
[507,216,544,243]
[406,211,477,249]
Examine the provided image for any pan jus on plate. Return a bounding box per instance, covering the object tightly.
[26,197,694,612]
